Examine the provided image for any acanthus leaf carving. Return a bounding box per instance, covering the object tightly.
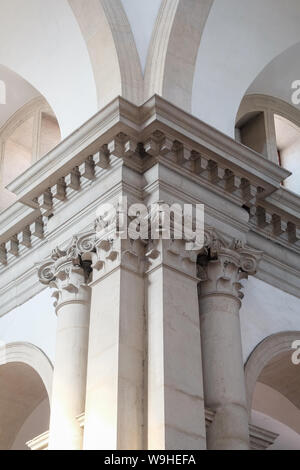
[197,229,263,300]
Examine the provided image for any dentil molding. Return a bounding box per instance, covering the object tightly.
[0,96,299,316]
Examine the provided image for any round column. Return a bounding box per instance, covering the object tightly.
[39,252,92,450]
[198,238,261,450]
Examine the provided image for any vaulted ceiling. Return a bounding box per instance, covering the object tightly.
[0,0,300,139]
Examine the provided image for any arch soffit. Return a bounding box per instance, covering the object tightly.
[144,0,214,110]
[0,342,53,401]
[68,0,143,107]
[244,331,300,413]
[0,96,54,141]
[237,94,300,129]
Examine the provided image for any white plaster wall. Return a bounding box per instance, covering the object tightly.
[11,398,50,450]
[120,0,162,72]
[0,289,57,364]
[192,0,300,136]
[0,0,97,138]
[240,277,300,362]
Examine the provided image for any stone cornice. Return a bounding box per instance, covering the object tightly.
[1,93,298,267]
[0,95,299,314]
[6,95,290,204]
[141,95,290,187]
[265,187,300,220]
[6,97,140,202]
[0,202,40,244]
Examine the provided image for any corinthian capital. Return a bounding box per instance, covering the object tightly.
[38,227,146,298]
[198,229,262,301]
[145,238,198,277]
[38,232,98,283]
[37,232,97,311]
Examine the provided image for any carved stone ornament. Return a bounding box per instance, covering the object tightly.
[37,232,99,310]
[38,231,98,286]
[197,228,263,300]
[38,215,146,293]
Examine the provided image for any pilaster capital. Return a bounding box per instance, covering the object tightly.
[198,228,263,301]
[145,238,198,278]
[90,237,146,281]
[38,232,96,284]
[92,212,147,278]
[38,222,146,294]
[37,232,96,311]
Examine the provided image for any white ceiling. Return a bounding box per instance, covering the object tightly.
[121,0,161,72]
[118,0,300,137]
[1,0,300,140]
[192,0,300,137]
[0,0,97,138]
[248,42,300,112]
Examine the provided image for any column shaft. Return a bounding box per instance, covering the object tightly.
[200,294,249,450]
[47,265,91,450]
[38,248,92,450]
[49,284,91,449]
[146,239,206,450]
[198,235,262,450]
[83,240,144,450]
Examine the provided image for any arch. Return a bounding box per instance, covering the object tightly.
[244,331,300,414]
[144,0,213,110]
[0,96,61,211]
[247,41,300,112]
[191,0,300,137]
[0,96,56,140]
[236,94,300,164]
[237,94,300,130]
[0,0,97,138]
[68,0,143,107]
[0,342,53,401]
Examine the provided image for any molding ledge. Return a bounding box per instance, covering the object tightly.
[28,411,279,451]
[27,431,49,451]
[205,409,278,450]
[27,413,84,451]
[0,95,299,316]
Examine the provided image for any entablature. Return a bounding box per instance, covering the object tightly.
[0,95,299,315]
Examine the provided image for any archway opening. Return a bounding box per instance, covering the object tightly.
[0,361,50,450]
[250,349,300,450]
[274,114,300,194]
[235,111,269,158]
[0,65,61,212]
